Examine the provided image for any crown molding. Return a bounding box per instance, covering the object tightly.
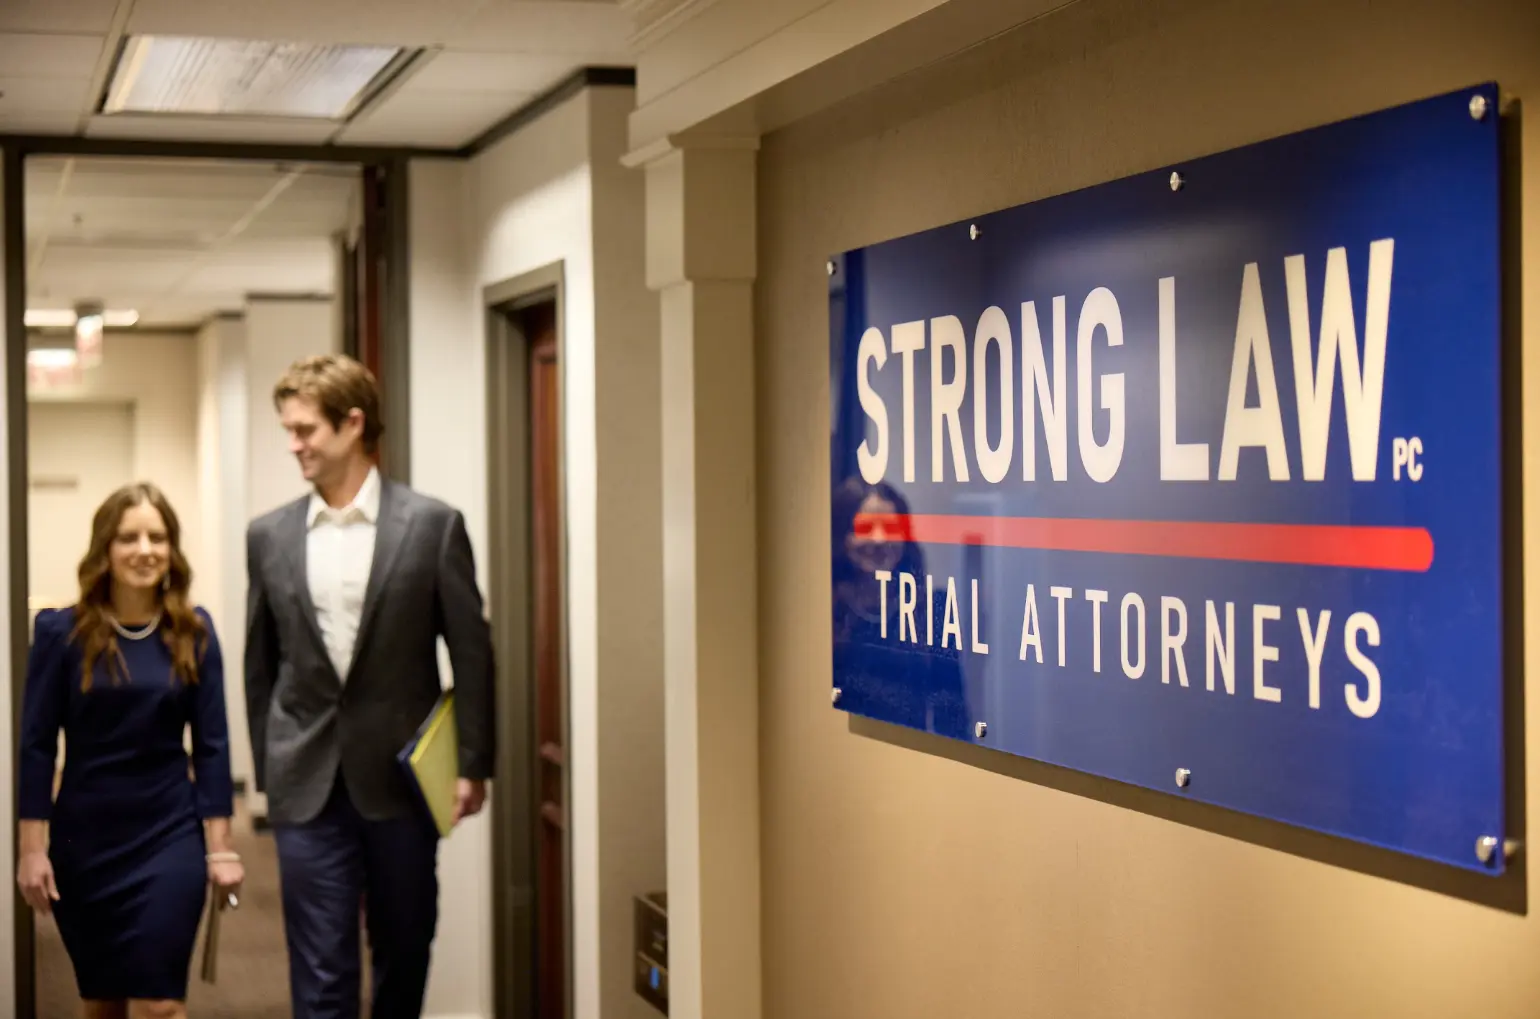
[621,0,721,51]
[620,129,759,170]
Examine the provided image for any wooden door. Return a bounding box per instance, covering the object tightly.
[527,301,567,1019]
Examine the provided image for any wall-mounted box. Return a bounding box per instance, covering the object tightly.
[634,891,667,1014]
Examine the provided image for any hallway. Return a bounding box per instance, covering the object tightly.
[34,798,289,1017]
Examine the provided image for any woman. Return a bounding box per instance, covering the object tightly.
[831,475,971,740]
[15,483,244,1019]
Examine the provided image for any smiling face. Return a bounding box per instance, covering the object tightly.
[108,500,171,594]
[279,394,365,487]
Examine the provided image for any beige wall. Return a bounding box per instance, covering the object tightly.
[408,152,494,1019]
[588,84,667,1019]
[27,331,204,597]
[409,82,665,1019]
[27,400,135,610]
[754,0,1540,1016]
[196,314,254,786]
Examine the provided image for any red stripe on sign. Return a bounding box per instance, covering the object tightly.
[854,513,1435,573]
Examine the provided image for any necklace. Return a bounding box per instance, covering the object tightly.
[111,611,162,641]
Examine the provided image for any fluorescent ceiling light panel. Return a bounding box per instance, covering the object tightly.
[25,309,140,328]
[27,348,79,370]
[103,36,405,120]
[24,309,77,328]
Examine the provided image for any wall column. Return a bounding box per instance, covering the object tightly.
[628,134,762,1019]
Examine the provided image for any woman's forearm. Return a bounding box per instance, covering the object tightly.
[204,817,235,856]
[18,820,48,857]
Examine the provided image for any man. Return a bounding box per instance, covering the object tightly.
[245,353,495,1019]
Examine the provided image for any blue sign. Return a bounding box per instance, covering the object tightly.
[828,83,1510,874]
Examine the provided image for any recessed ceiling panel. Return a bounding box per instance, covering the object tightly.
[103,35,406,120]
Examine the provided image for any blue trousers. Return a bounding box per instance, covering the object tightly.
[273,776,440,1019]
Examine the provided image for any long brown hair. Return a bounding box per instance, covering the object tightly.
[72,482,207,691]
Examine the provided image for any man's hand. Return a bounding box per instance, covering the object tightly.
[452,778,488,826]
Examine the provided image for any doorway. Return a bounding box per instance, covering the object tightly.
[526,301,566,1019]
[5,147,406,1019]
[485,267,570,1019]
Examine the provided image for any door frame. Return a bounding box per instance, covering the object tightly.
[2,138,413,1019]
[484,262,572,1019]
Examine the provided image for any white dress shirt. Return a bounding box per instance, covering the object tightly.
[307,466,380,682]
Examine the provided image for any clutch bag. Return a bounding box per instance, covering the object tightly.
[199,884,240,984]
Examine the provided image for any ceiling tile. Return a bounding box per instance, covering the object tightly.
[339,87,532,148]
[125,0,488,48]
[0,33,106,77]
[82,114,340,144]
[0,76,94,114]
[0,0,119,34]
[446,2,633,55]
[406,49,581,94]
[0,109,79,134]
[31,251,202,296]
[24,155,355,328]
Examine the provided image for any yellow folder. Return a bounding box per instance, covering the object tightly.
[398,690,459,838]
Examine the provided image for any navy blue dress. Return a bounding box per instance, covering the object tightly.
[17,606,234,1002]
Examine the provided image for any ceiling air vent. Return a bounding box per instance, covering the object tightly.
[101,36,416,121]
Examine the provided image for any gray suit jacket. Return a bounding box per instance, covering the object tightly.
[244,478,495,826]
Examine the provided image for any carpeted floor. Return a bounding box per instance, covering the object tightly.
[35,795,294,1018]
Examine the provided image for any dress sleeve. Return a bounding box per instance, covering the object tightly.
[18,611,70,821]
[190,610,235,819]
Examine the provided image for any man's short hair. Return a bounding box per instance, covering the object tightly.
[273,354,384,454]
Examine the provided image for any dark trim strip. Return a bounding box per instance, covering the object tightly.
[0,135,454,163]
[4,144,36,1019]
[244,291,334,303]
[458,66,637,158]
[380,156,412,485]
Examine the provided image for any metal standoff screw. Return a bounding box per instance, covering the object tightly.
[1169,171,1185,192]
[1469,94,1489,121]
[1174,768,1192,789]
[825,260,836,276]
[1476,835,1500,864]
[975,721,988,739]
[831,687,842,705]
[969,223,981,240]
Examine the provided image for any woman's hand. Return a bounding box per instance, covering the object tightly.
[16,850,59,915]
[206,853,244,903]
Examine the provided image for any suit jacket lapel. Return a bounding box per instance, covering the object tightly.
[346,480,414,679]
[281,499,331,661]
